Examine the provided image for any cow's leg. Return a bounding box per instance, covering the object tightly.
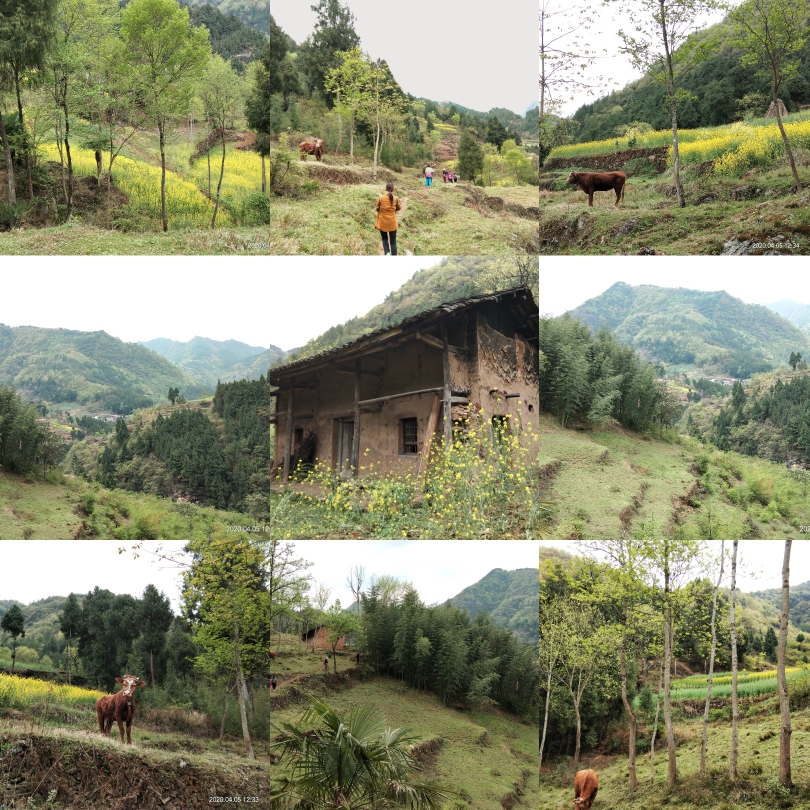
[97,706,105,734]
[615,188,621,206]
[588,192,594,206]
[126,718,132,744]
[117,716,125,743]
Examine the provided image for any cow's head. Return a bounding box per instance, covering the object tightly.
[566,171,579,185]
[573,799,592,810]
[116,675,146,701]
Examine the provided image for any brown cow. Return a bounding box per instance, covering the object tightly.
[299,138,325,161]
[566,171,626,207]
[96,674,146,744]
[573,769,599,810]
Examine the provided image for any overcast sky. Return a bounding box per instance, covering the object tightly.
[0,541,539,615]
[540,263,810,317]
[272,0,536,115]
[548,1,728,117]
[541,540,810,592]
[2,258,443,351]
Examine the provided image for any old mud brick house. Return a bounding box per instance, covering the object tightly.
[303,626,347,650]
[269,287,540,481]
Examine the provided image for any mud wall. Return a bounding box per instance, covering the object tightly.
[543,145,670,172]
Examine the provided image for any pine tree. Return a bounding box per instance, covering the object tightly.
[457,129,483,182]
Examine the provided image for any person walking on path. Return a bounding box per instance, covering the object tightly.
[323,656,329,672]
[375,181,401,255]
[425,165,433,187]
[442,169,447,183]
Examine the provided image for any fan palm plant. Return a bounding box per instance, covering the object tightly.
[268,695,453,809]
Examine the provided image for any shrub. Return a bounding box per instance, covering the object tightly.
[237,191,270,226]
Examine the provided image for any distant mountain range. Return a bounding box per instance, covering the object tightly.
[0,324,198,412]
[181,0,270,35]
[567,283,810,378]
[766,300,810,336]
[446,567,538,645]
[139,336,286,388]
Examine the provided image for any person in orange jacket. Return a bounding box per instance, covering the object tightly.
[375,181,401,255]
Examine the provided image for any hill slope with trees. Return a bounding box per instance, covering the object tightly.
[0,325,198,412]
[767,300,810,335]
[446,567,539,646]
[568,283,810,377]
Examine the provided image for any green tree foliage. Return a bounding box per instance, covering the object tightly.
[456,128,484,182]
[187,2,265,69]
[1,603,26,672]
[789,351,802,370]
[360,585,538,716]
[484,115,509,149]
[538,317,666,432]
[297,0,360,102]
[58,592,82,683]
[182,0,271,35]
[133,584,173,687]
[764,625,779,661]
[121,0,211,232]
[269,696,452,808]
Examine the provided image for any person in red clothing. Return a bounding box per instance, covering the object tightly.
[375,181,401,255]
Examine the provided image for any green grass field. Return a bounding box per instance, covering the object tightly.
[270,156,539,255]
[540,691,810,810]
[0,469,254,539]
[536,414,810,539]
[539,162,810,255]
[0,645,537,810]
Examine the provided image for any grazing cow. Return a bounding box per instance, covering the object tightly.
[299,138,325,161]
[96,674,146,744]
[573,769,599,810]
[566,171,626,207]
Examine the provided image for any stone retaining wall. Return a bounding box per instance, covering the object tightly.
[544,145,670,172]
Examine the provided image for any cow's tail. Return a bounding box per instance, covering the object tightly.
[621,183,625,201]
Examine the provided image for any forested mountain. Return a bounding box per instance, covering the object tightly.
[280,256,537,364]
[184,2,267,68]
[0,325,198,413]
[569,19,810,142]
[181,0,269,35]
[568,283,810,378]
[446,568,538,645]
[752,581,810,633]
[139,336,285,388]
[69,377,271,514]
[767,300,810,335]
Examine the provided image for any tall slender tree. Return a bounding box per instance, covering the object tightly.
[729,539,740,780]
[121,0,210,232]
[777,539,793,787]
[700,539,724,776]
[1,604,26,673]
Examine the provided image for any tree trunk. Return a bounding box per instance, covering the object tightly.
[729,539,739,781]
[774,96,801,192]
[159,121,168,233]
[233,621,255,759]
[63,103,73,222]
[332,642,338,673]
[13,68,34,200]
[700,539,724,776]
[349,111,354,165]
[661,2,685,208]
[150,648,155,689]
[663,541,677,787]
[620,601,637,788]
[0,109,17,205]
[218,681,230,748]
[207,113,211,198]
[336,87,343,155]
[778,540,792,787]
[650,666,664,786]
[211,130,226,228]
[261,154,266,194]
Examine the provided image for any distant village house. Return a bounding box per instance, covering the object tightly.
[303,626,346,650]
[269,287,540,481]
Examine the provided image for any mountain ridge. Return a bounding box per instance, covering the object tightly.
[567,283,810,377]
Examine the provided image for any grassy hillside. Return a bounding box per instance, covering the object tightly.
[447,568,539,646]
[271,155,539,255]
[567,283,810,377]
[535,413,810,540]
[0,645,537,810]
[0,469,253,540]
[0,325,197,411]
[139,336,284,388]
[540,693,810,810]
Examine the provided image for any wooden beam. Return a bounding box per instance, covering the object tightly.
[335,366,383,376]
[417,394,442,481]
[358,387,443,408]
[441,322,452,446]
[351,358,361,477]
[282,378,294,483]
[415,331,444,350]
